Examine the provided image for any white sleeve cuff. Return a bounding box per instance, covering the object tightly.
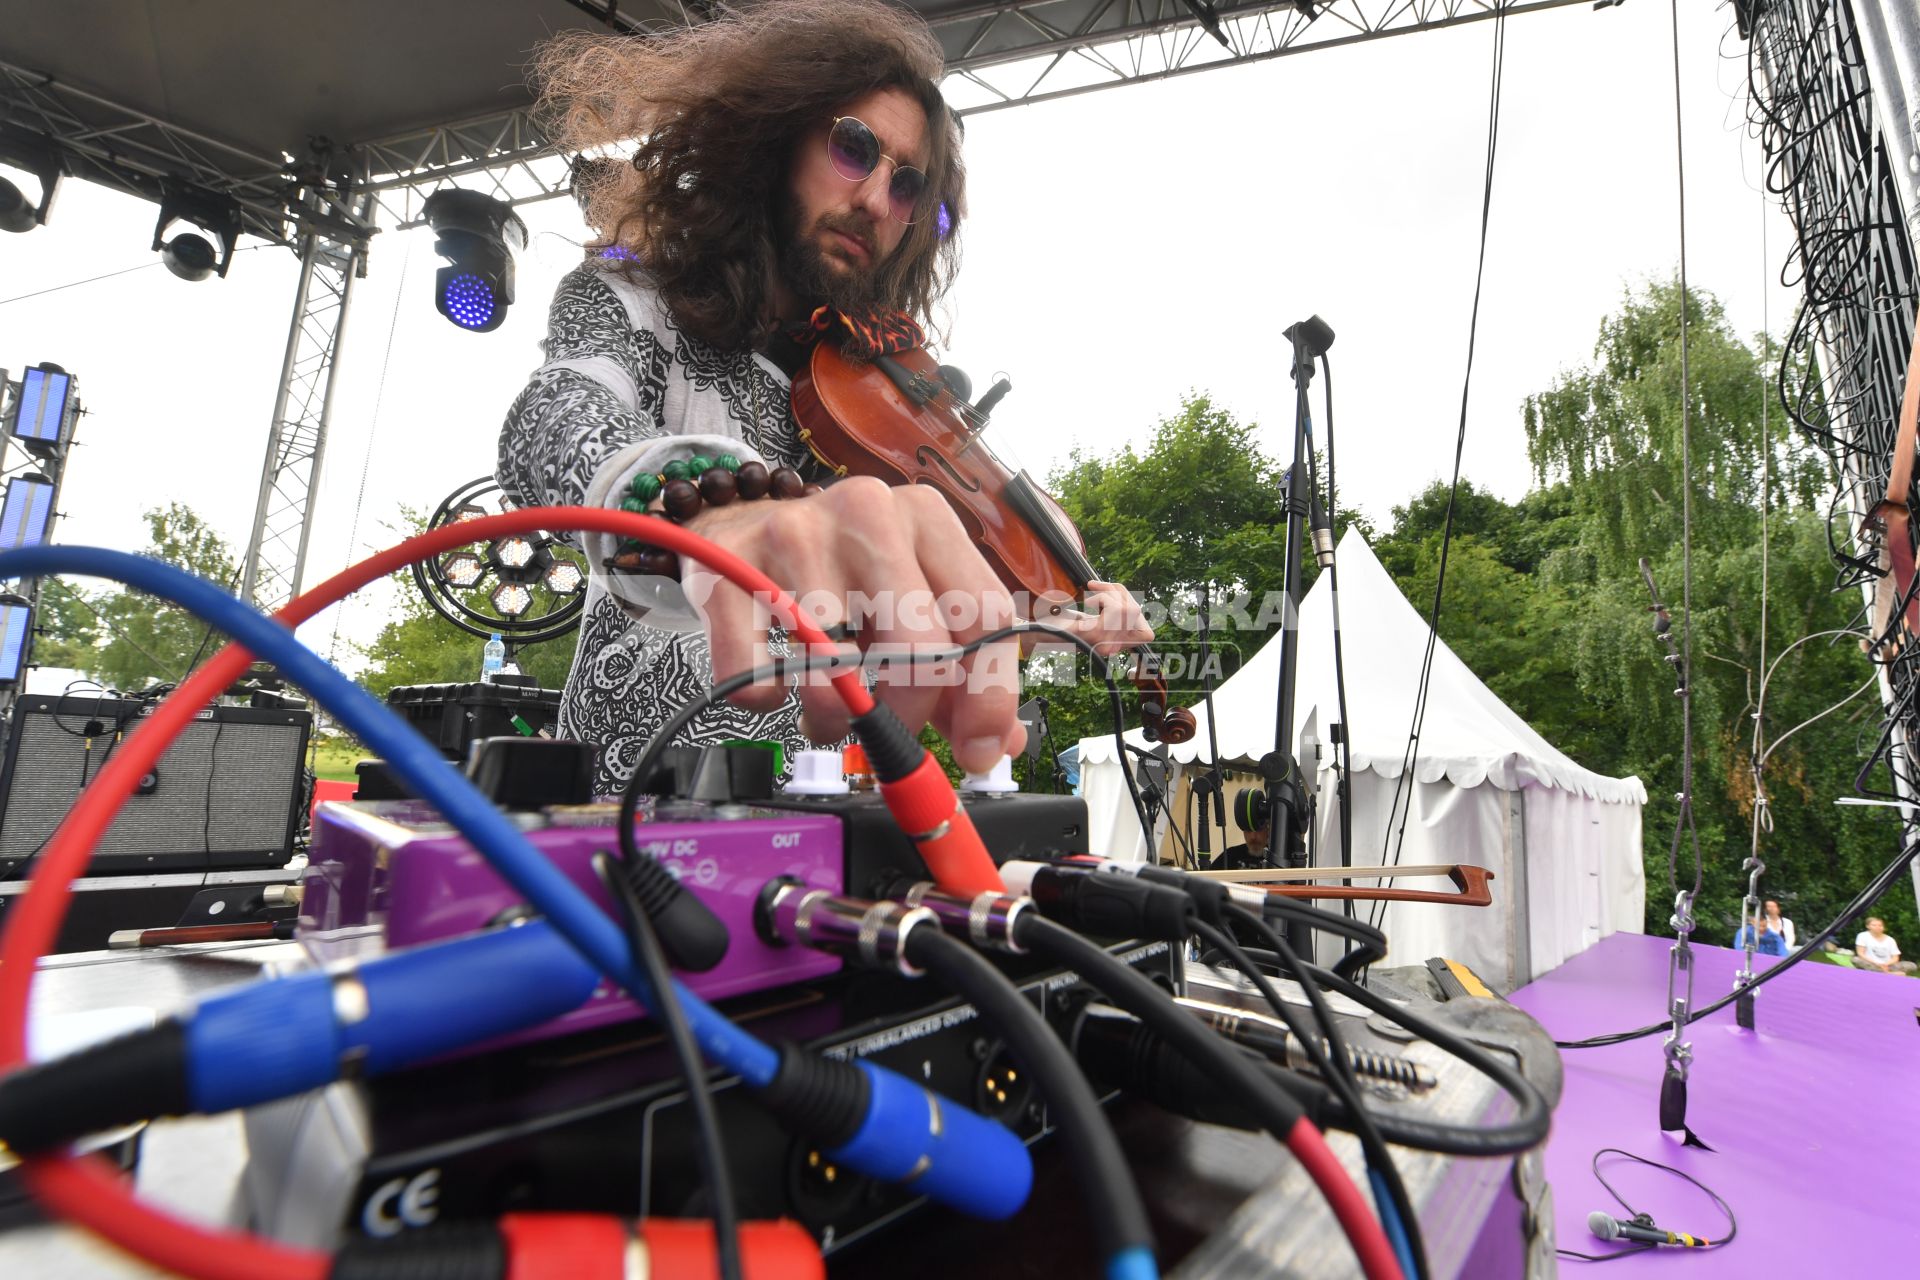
[582,435,771,631]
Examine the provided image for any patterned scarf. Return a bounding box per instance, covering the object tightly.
[788,305,925,359]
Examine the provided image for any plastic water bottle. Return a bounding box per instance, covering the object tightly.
[481,633,506,682]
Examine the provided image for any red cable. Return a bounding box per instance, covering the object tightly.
[1283,1117,1407,1280]
[0,508,997,1278]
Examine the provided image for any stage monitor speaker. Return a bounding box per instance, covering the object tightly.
[0,694,310,875]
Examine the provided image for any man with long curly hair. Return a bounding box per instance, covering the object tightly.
[499,0,1147,789]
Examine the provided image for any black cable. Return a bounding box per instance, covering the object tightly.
[616,620,1149,864]
[1556,1147,1735,1262]
[1319,352,1358,938]
[591,852,743,1280]
[1197,912,1426,1280]
[1124,741,1192,867]
[200,714,224,890]
[902,926,1154,1267]
[1557,837,1920,1048]
[1254,893,1386,979]
[1013,914,1307,1139]
[1279,956,1551,1155]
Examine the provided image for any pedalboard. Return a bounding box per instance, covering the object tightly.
[243,935,1177,1251]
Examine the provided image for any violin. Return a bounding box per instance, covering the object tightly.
[792,339,1197,744]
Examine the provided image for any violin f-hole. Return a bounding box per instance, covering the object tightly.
[915,445,981,493]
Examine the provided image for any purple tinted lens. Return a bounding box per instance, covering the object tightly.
[889,167,928,224]
[829,118,878,181]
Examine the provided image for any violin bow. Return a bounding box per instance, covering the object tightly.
[1188,862,1495,906]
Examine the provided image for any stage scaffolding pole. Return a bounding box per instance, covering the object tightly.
[239,193,372,613]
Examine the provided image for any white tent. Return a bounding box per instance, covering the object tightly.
[1078,531,1646,990]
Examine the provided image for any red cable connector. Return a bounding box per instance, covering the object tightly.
[499,1214,822,1280]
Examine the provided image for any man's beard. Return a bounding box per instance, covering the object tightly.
[778,201,891,315]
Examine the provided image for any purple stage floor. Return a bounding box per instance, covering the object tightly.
[1508,931,1919,1272]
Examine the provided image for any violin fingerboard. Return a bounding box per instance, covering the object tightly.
[1004,472,1096,590]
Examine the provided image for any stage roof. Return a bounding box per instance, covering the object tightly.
[1,0,1569,244]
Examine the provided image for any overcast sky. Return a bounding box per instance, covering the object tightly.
[0,0,1793,675]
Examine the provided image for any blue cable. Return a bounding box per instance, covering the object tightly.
[0,547,1033,1220]
[1368,1164,1417,1280]
[1104,1245,1159,1280]
[0,544,777,1085]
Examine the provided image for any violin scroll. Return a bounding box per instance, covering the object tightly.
[1132,659,1197,745]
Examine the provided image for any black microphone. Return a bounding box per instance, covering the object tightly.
[1283,314,1335,358]
[1588,1211,1712,1248]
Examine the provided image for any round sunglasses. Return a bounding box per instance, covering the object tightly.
[827,116,930,225]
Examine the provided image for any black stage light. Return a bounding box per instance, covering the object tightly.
[0,131,61,233]
[151,182,242,282]
[423,189,528,333]
[0,176,39,234]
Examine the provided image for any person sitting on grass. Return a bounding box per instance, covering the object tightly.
[1852,917,1916,974]
[1733,917,1787,958]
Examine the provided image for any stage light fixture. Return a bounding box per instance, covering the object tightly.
[491,535,536,570]
[543,560,584,595]
[0,593,31,683]
[424,189,528,333]
[0,177,38,234]
[9,363,75,453]
[0,474,55,552]
[0,133,62,233]
[440,552,485,588]
[490,582,534,617]
[151,182,242,282]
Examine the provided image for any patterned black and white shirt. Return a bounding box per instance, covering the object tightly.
[496,259,821,793]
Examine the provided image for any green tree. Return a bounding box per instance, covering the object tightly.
[31,578,103,671]
[1513,277,1908,942]
[39,503,242,690]
[355,513,582,700]
[1043,395,1312,753]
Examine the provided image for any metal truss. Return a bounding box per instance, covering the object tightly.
[933,0,1585,114]
[350,109,575,230]
[238,194,373,613]
[341,0,1589,216]
[0,59,369,249]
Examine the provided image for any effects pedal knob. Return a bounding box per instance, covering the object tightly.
[961,755,1018,795]
[785,749,849,795]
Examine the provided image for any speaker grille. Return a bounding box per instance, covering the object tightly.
[0,701,307,869]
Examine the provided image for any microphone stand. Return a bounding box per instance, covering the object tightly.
[1124,742,1170,860]
[1194,581,1228,863]
[1267,315,1334,957]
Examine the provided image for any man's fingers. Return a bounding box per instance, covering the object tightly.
[900,487,1022,774]
[688,500,837,712]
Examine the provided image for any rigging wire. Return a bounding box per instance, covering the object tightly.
[0,245,269,308]
[320,241,412,677]
[1371,0,1507,931]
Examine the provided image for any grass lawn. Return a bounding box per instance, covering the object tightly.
[310,736,372,784]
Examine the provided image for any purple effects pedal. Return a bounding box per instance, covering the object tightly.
[299,799,845,1050]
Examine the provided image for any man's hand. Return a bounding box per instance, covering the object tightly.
[1045,579,1156,656]
[680,478,1026,774]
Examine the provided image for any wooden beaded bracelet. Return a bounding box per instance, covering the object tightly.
[605,453,823,579]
